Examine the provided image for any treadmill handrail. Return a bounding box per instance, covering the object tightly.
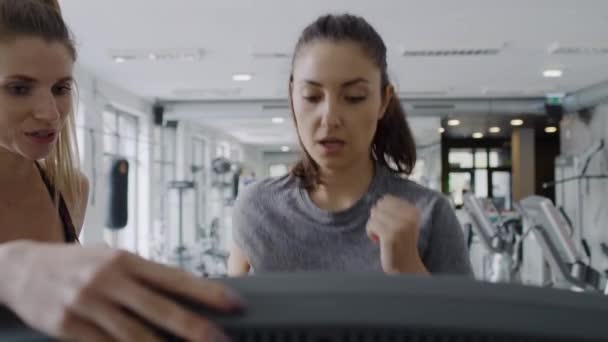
[463,193,503,254]
[518,195,605,291]
[520,196,582,264]
[532,225,584,289]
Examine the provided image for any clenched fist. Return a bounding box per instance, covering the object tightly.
[366,195,429,275]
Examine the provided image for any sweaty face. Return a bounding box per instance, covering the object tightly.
[291,40,391,172]
[0,37,74,161]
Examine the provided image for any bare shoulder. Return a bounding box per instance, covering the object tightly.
[76,170,90,198]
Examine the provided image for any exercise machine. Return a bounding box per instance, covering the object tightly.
[463,193,522,283]
[519,195,606,293]
[3,274,608,341]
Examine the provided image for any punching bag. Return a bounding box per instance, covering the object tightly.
[105,159,129,230]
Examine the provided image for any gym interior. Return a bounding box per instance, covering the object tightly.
[4,0,608,340]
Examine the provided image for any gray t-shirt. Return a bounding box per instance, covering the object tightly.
[232,164,473,276]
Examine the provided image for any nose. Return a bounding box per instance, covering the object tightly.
[33,91,61,123]
[320,96,342,129]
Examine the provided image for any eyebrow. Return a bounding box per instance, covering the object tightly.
[4,75,74,83]
[303,77,370,88]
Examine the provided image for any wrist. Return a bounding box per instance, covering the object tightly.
[0,240,37,308]
[382,241,428,275]
[396,255,429,275]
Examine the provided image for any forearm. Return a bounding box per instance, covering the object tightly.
[0,240,34,308]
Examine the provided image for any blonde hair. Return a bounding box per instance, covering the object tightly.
[43,109,82,207]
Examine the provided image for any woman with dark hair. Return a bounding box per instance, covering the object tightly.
[229,13,473,276]
[0,1,242,341]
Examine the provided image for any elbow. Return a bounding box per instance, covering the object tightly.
[227,251,251,277]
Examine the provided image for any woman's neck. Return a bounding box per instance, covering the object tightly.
[310,157,375,212]
[0,148,37,191]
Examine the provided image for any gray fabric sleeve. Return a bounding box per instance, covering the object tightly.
[231,185,258,258]
[423,196,474,276]
[230,182,272,268]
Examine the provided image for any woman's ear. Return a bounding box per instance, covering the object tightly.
[379,84,395,120]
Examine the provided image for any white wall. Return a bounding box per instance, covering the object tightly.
[74,65,154,258]
[558,104,608,272]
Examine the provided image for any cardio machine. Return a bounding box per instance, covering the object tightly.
[519,195,607,293]
[463,192,522,283]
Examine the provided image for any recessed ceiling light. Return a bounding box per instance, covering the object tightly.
[272,117,285,124]
[281,146,290,152]
[545,126,558,133]
[511,119,524,126]
[148,53,157,61]
[233,74,252,82]
[543,69,563,78]
[447,119,460,126]
[438,127,445,133]
[114,56,126,63]
[473,132,484,139]
[489,127,501,133]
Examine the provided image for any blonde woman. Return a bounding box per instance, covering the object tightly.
[0,1,242,341]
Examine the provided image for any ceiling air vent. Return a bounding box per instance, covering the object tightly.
[108,48,206,62]
[481,88,527,96]
[399,90,449,97]
[172,88,242,97]
[252,52,292,59]
[412,104,456,110]
[262,103,290,110]
[549,46,608,56]
[403,48,500,57]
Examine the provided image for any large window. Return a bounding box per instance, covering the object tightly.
[446,147,512,210]
[103,108,140,251]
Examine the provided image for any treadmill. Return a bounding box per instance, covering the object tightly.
[2,273,608,341]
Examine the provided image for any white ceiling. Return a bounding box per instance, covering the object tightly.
[61,0,608,101]
[59,0,608,147]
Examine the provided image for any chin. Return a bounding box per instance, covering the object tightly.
[18,146,53,161]
[313,155,353,172]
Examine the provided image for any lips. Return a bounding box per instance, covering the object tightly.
[319,137,344,144]
[25,130,57,144]
[318,137,345,154]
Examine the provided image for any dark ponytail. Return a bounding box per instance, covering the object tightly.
[290,13,416,189]
[372,93,417,174]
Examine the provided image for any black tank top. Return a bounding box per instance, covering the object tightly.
[35,163,79,243]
